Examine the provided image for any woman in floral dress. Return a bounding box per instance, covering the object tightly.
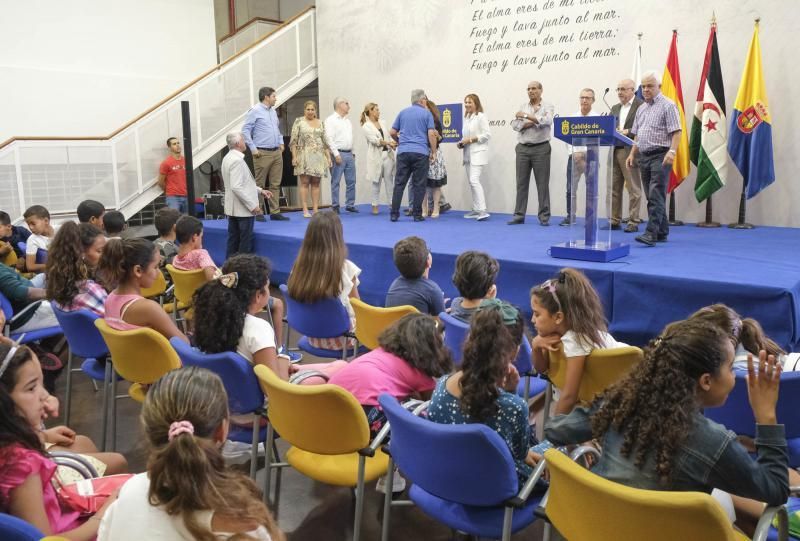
[290,101,332,217]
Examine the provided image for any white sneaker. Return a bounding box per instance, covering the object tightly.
[221,440,265,465]
[375,467,406,494]
[464,211,479,219]
[476,212,491,221]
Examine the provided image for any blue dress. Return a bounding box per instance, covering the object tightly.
[427,374,533,483]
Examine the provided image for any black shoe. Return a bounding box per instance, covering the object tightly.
[439,203,452,213]
[601,223,621,231]
[507,216,525,225]
[270,213,289,221]
[413,216,425,222]
[255,215,267,222]
[559,218,575,227]
[390,213,399,222]
[656,235,668,243]
[635,234,656,247]
[332,206,340,214]
[403,208,412,216]
[624,223,638,233]
[345,206,359,213]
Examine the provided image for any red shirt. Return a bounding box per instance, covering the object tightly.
[159,155,187,196]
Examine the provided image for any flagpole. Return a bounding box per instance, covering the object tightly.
[697,14,721,228]
[668,193,683,225]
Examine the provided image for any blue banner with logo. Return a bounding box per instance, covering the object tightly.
[438,103,463,143]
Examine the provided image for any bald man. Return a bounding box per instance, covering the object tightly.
[608,78,644,232]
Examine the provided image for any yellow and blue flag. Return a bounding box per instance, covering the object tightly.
[728,22,774,199]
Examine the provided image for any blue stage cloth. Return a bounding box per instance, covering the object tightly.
[202,206,800,351]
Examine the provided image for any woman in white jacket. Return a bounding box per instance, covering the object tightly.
[360,103,397,214]
[458,94,491,221]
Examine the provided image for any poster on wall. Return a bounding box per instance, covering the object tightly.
[438,103,463,143]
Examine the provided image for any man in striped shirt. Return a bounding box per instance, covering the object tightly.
[626,71,682,247]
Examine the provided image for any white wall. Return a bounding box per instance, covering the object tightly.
[317,0,799,227]
[0,0,217,142]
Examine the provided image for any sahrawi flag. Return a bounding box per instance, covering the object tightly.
[690,23,728,202]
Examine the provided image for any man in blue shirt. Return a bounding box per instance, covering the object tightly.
[390,89,438,222]
[242,86,289,221]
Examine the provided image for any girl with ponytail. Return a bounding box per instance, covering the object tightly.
[98,366,283,541]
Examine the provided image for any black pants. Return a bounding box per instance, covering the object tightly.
[227,215,254,258]
[391,152,429,218]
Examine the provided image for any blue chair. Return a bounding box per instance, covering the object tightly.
[35,249,47,265]
[0,512,43,541]
[16,241,27,255]
[279,284,366,360]
[706,370,800,467]
[0,291,62,343]
[50,304,114,443]
[170,338,269,479]
[378,394,545,541]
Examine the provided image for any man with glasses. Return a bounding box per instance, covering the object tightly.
[626,71,682,247]
[325,96,358,213]
[509,81,554,226]
[608,79,644,232]
[560,88,600,226]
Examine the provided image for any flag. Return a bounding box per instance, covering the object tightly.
[728,22,774,199]
[631,35,643,99]
[689,23,728,202]
[662,30,690,193]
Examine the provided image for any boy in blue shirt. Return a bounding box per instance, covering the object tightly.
[385,236,445,316]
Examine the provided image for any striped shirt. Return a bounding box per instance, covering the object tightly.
[630,92,681,153]
[242,103,282,152]
[511,101,554,144]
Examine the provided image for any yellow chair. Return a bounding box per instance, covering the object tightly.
[543,448,788,541]
[254,364,389,541]
[165,264,208,330]
[141,270,188,316]
[350,298,418,350]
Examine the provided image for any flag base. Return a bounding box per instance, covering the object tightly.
[669,219,685,226]
[697,221,721,228]
[728,222,754,230]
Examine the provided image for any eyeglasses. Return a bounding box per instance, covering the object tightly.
[579,96,594,100]
[616,87,634,91]
[540,279,563,313]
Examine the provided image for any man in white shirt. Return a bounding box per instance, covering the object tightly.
[325,97,357,213]
[222,132,272,258]
[561,88,601,226]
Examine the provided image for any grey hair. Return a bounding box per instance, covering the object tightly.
[411,89,427,103]
[226,132,243,149]
[333,97,347,110]
[642,70,662,85]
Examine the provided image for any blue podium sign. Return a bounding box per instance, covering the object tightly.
[551,116,634,263]
[438,103,463,143]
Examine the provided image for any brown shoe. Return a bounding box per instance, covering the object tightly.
[372,205,379,215]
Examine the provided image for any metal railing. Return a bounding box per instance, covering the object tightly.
[0,7,316,222]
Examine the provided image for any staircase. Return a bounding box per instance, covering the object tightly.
[0,7,317,222]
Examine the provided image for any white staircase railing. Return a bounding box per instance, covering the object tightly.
[219,17,282,62]
[0,7,316,222]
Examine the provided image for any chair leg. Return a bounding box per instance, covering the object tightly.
[263,423,275,505]
[100,360,111,452]
[501,506,514,541]
[542,382,553,429]
[353,454,367,541]
[110,362,118,452]
[380,456,394,541]
[249,415,260,480]
[524,375,531,402]
[64,351,74,426]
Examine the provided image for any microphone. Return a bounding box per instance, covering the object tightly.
[602,87,613,112]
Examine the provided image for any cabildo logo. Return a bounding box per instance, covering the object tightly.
[561,119,570,135]
[442,109,452,128]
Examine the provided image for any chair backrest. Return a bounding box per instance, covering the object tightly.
[170,337,264,415]
[16,242,26,254]
[350,298,417,350]
[254,364,369,454]
[379,394,519,506]
[35,248,47,265]
[544,449,740,541]
[439,311,469,364]
[0,512,44,541]
[706,370,800,439]
[50,303,109,359]
[547,344,643,404]
[279,283,351,339]
[0,291,14,320]
[2,249,17,267]
[140,270,167,299]
[165,264,208,304]
[94,319,181,384]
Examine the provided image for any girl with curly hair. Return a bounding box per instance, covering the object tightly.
[46,221,107,316]
[545,317,790,525]
[530,267,625,415]
[428,299,539,484]
[98,366,283,541]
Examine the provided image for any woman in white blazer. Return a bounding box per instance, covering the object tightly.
[360,103,397,214]
[458,93,491,221]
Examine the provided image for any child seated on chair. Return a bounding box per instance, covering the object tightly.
[0,343,127,540]
[77,199,106,230]
[98,366,283,541]
[23,205,56,274]
[193,254,342,386]
[171,216,217,281]
[0,210,31,270]
[97,237,188,343]
[449,250,499,322]
[153,207,180,272]
[429,300,542,485]
[287,212,361,352]
[46,222,107,317]
[385,236,445,316]
[530,268,625,416]
[102,211,127,240]
[545,318,792,533]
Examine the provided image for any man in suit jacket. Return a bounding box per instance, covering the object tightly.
[609,79,644,232]
[222,132,272,258]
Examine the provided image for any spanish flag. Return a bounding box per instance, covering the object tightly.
[662,30,690,193]
[728,21,774,199]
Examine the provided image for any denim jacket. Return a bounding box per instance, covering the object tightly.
[545,404,790,506]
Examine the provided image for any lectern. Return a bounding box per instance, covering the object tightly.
[551,115,633,262]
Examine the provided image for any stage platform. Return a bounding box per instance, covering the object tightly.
[202,205,800,351]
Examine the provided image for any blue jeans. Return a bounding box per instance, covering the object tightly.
[330,151,356,208]
[638,150,671,238]
[226,216,254,258]
[165,196,188,214]
[391,152,429,218]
